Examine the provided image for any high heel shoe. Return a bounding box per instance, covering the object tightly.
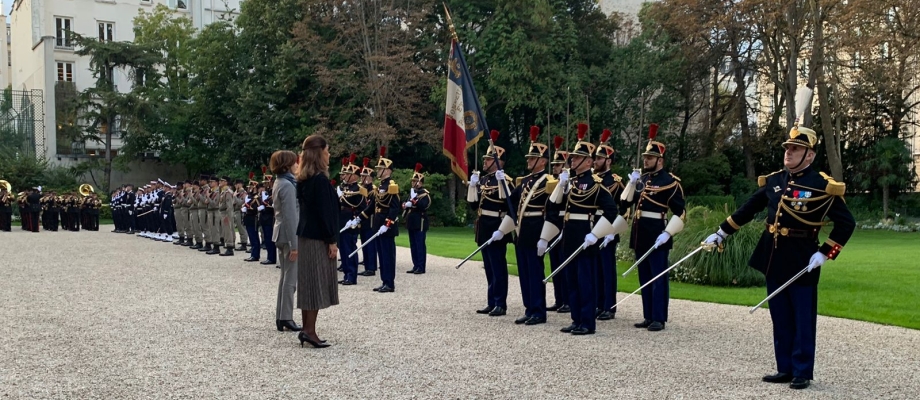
[276,320,302,332]
[298,332,331,348]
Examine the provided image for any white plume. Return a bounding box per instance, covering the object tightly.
[794,86,814,125]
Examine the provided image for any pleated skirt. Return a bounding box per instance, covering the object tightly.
[297,237,340,310]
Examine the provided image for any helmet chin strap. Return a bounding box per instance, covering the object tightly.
[786,146,810,172]
[571,156,589,174]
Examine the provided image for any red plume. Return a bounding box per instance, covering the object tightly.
[248,171,254,180]
[648,123,659,140]
[577,123,588,140]
[349,153,357,164]
[341,157,348,167]
[490,129,500,142]
[415,162,423,172]
[553,135,564,149]
[261,166,267,174]
[600,129,611,143]
[362,157,370,167]
[330,179,337,186]
[529,126,540,142]
[379,146,387,157]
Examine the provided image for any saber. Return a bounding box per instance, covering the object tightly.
[543,243,586,284]
[339,218,359,233]
[623,245,658,277]
[599,235,615,249]
[348,217,399,258]
[749,265,812,314]
[545,233,563,253]
[613,244,713,309]
[456,239,493,269]
[136,209,156,217]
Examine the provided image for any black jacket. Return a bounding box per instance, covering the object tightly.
[405,188,431,232]
[296,174,339,244]
[546,170,619,257]
[621,168,685,252]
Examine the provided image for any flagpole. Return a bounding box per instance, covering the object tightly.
[443,2,476,173]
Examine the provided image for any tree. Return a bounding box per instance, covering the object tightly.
[854,137,914,218]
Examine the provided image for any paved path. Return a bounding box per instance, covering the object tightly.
[1,226,918,399]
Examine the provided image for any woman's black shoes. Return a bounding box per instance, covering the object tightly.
[298,332,331,348]
[276,320,302,332]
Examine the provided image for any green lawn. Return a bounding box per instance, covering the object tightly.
[397,228,920,330]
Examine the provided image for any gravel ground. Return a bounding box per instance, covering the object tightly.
[1,226,918,399]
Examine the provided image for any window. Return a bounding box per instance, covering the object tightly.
[98,22,114,42]
[169,0,188,10]
[55,17,74,48]
[57,62,74,82]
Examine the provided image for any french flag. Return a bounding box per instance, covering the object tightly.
[442,39,487,183]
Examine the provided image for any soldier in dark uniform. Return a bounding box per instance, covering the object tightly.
[357,158,378,276]
[124,185,137,234]
[539,123,627,335]
[85,193,101,231]
[259,175,278,265]
[703,111,855,390]
[243,180,262,261]
[0,185,12,232]
[48,191,60,232]
[27,188,42,232]
[404,163,431,275]
[593,129,626,320]
[467,130,514,316]
[491,126,554,325]
[546,137,570,313]
[371,146,401,293]
[620,125,686,332]
[336,154,364,285]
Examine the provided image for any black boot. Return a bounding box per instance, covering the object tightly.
[190,240,202,250]
[206,246,221,255]
[235,244,248,252]
[173,236,185,245]
[199,243,212,252]
[219,247,234,257]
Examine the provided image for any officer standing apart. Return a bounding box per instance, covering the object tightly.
[620,124,685,332]
[491,126,554,325]
[539,124,627,336]
[404,163,432,275]
[467,130,514,317]
[371,146,401,293]
[703,89,854,390]
[593,129,626,320]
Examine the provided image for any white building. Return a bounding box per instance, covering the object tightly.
[9,0,238,177]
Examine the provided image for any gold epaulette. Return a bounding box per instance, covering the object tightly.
[387,181,399,195]
[545,176,559,194]
[359,186,368,197]
[758,170,783,187]
[612,174,622,183]
[592,174,603,183]
[820,172,846,196]
[669,173,681,182]
[515,176,523,187]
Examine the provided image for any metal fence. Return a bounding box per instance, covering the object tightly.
[0,89,45,157]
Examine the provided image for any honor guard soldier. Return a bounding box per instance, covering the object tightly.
[703,88,855,390]
[357,158,378,276]
[85,193,101,231]
[259,172,278,265]
[336,154,364,285]
[233,179,249,252]
[467,130,515,316]
[371,146,401,293]
[174,182,189,244]
[546,136,570,313]
[219,176,236,256]
[491,126,554,325]
[27,187,42,232]
[111,189,123,232]
[539,123,627,335]
[0,183,12,232]
[593,129,626,320]
[620,124,686,332]
[243,176,263,261]
[124,184,136,234]
[404,163,431,275]
[160,185,176,240]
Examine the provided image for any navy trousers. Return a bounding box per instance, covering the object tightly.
[515,246,546,319]
[339,230,359,282]
[377,236,396,288]
[548,244,568,306]
[566,253,596,331]
[408,230,427,272]
[246,224,261,259]
[767,281,818,380]
[481,242,509,308]
[360,222,378,272]
[261,222,277,262]
[637,249,670,323]
[596,239,618,311]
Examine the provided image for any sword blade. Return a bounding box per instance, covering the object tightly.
[749,266,811,314]
[349,231,381,258]
[456,239,492,269]
[623,245,657,277]
[613,245,705,309]
[543,243,585,284]
[545,233,563,253]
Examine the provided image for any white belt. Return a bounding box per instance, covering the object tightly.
[565,213,593,221]
[479,210,506,218]
[521,211,543,217]
[639,211,666,220]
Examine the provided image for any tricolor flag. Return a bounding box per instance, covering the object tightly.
[442,39,487,182]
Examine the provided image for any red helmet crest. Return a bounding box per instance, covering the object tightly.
[415,163,423,172]
[490,129,500,142]
[577,123,588,140]
[600,129,611,143]
[362,157,370,167]
[648,123,659,140]
[529,126,540,142]
[553,135,564,149]
[349,153,357,164]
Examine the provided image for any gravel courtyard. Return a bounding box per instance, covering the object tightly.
[1,226,918,399]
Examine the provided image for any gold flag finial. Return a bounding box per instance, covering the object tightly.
[443,3,459,42]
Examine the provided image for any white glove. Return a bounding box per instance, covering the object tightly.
[584,233,598,246]
[704,228,728,246]
[601,234,615,248]
[537,239,548,256]
[261,192,268,201]
[241,207,248,213]
[491,230,504,242]
[410,188,417,199]
[163,214,167,220]
[806,252,827,272]
[347,218,360,229]
[128,211,132,215]
[495,170,506,181]
[628,170,641,183]
[336,187,344,198]
[469,173,480,186]
[558,170,569,183]
[244,195,250,203]
[257,205,265,211]
[404,201,413,209]
[377,225,389,235]
[654,232,671,248]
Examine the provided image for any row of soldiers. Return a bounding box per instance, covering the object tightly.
[0,186,101,232]
[333,150,431,292]
[109,175,280,264]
